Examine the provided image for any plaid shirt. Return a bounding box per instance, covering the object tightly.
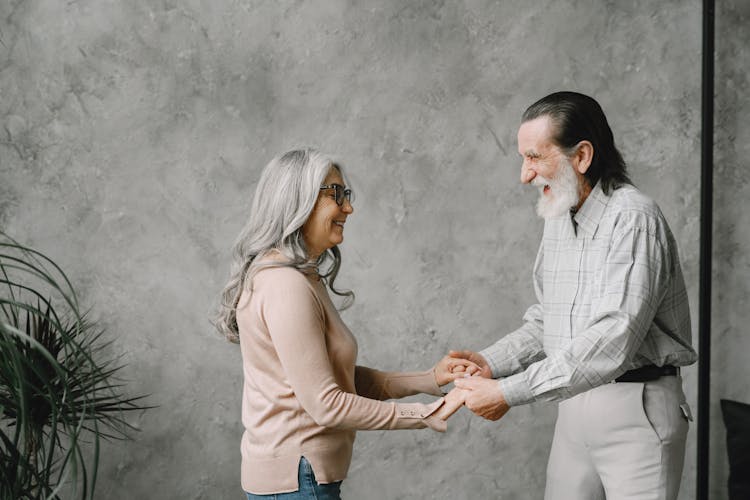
[481,182,698,407]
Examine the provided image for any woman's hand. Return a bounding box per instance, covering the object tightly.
[447,350,493,379]
[434,387,468,421]
[433,354,482,386]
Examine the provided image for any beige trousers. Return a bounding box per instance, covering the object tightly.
[544,376,690,500]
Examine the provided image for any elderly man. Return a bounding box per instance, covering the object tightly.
[450,91,697,500]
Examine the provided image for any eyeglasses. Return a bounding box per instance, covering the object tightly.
[320,184,355,206]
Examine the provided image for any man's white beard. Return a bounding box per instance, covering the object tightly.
[533,157,582,219]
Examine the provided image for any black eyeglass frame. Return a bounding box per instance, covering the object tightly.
[319,184,355,206]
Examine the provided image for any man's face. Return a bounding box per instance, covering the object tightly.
[517,116,584,218]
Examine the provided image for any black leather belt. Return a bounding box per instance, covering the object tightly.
[614,365,679,383]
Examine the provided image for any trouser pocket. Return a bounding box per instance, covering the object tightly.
[640,378,689,444]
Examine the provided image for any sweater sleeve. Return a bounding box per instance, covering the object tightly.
[259,268,446,432]
[355,367,444,400]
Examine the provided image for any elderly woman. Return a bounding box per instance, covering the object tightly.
[216,149,473,500]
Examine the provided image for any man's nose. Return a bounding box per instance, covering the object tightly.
[521,164,536,184]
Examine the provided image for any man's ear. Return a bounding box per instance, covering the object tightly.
[573,141,594,174]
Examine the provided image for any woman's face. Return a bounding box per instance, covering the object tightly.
[302,168,354,259]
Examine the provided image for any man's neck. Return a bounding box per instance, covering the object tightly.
[573,181,593,212]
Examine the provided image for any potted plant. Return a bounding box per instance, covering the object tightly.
[0,233,151,499]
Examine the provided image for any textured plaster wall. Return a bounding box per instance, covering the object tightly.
[711,1,750,499]
[1,0,742,499]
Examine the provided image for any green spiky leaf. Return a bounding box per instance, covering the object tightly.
[0,232,153,499]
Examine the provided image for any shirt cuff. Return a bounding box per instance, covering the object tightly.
[479,346,505,379]
[498,373,535,407]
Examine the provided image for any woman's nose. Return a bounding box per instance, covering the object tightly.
[342,199,353,214]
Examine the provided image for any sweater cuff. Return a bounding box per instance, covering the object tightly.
[395,399,447,432]
[396,398,444,419]
[498,373,535,407]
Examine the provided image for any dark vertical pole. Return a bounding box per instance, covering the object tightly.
[697,0,714,498]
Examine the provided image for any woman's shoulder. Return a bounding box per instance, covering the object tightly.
[250,265,326,320]
[252,263,318,293]
[254,262,305,280]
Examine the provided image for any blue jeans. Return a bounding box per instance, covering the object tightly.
[245,457,342,500]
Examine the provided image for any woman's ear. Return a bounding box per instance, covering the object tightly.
[573,141,594,174]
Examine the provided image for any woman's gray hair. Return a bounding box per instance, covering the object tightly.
[215,148,354,343]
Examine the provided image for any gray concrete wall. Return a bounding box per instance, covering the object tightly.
[711,1,750,499]
[0,1,745,498]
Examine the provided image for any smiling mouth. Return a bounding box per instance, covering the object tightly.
[333,221,345,227]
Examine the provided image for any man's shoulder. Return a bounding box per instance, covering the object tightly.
[608,184,659,211]
[604,184,668,232]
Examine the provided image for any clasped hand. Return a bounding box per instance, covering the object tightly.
[432,350,510,422]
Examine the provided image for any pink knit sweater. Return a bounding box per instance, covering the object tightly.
[237,265,445,494]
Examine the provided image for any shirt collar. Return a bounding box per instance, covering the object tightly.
[572,181,608,237]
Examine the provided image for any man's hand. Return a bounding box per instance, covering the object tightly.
[433,355,481,386]
[453,376,510,421]
[448,350,493,379]
[433,387,469,421]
